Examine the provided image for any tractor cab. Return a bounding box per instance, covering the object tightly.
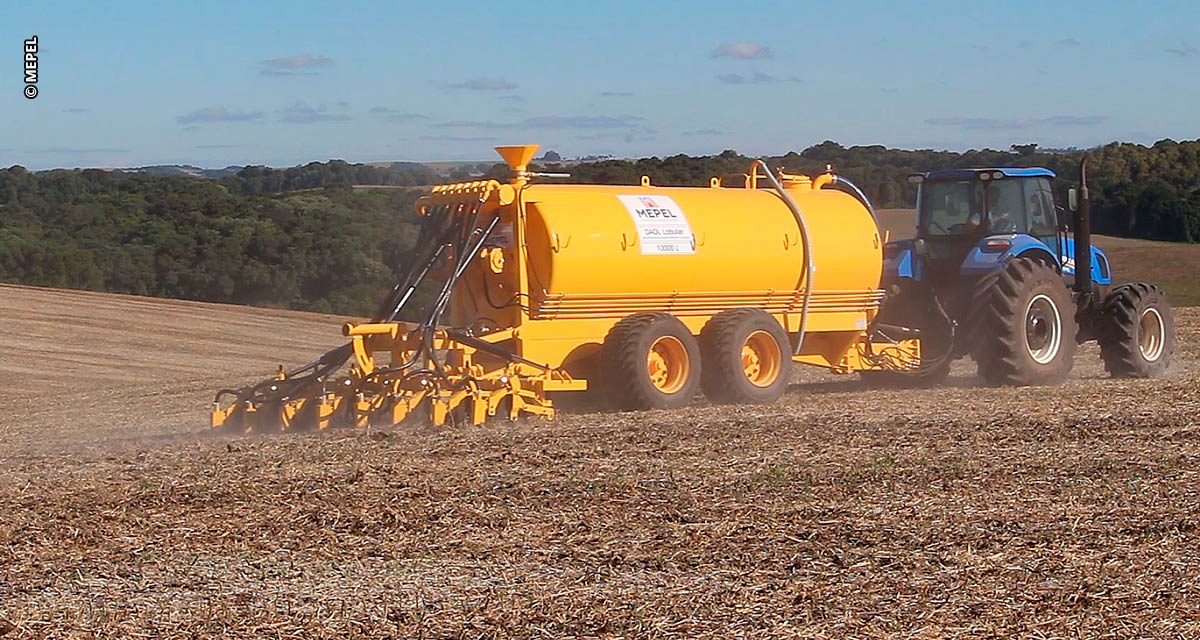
[908,168,1060,282]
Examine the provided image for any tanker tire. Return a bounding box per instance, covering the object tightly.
[1098,283,1174,378]
[601,313,701,411]
[699,308,792,404]
[972,257,1077,386]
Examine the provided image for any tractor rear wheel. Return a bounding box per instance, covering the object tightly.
[1097,283,1174,378]
[972,257,1077,386]
[700,308,792,404]
[602,313,701,410]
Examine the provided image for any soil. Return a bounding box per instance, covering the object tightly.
[1,283,1198,638]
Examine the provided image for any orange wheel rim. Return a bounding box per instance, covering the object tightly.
[741,330,782,387]
[646,336,689,394]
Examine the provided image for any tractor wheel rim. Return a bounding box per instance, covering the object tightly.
[741,330,782,387]
[1139,307,1165,362]
[1024,294,1062,365]
[647,336,689,394]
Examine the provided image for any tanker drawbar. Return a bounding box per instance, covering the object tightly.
[211,144,922,431]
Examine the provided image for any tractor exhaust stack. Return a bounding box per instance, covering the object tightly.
[1073,155,1093,295]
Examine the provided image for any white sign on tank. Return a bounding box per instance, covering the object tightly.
[616,194,695,255]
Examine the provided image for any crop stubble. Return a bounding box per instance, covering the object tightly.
[1,283,1198,638]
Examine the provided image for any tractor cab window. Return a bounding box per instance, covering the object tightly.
[918,180,985,236]
[1026,177,1057,237]
[983,179,1026,234]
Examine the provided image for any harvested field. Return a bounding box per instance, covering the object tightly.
[1,283,1199,638]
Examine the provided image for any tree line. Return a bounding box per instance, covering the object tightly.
[223,160,439,195]
[0,167,424,315]
[1,139,1197,316]
[524,139,1200,243]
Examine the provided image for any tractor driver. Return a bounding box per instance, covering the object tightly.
[985,182,1020,234]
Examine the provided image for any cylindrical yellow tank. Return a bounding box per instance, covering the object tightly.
[520,182,882,313]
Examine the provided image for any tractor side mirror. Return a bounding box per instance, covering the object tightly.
[913,238,928,257]
[1067,188,1078,212]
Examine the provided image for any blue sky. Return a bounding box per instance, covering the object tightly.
[3,0,1198,170]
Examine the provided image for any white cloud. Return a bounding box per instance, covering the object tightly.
[259,55,333,77]
[448,78,518,91]
[260,55,333,70]
[716,72,800,85]
[177,107,263,126]
[279,102,350,124]
[712,42,773,60]
[1165,43,1198,57]
[370,107,429,122]
[434,115,647,130]
[926,115,1105,130]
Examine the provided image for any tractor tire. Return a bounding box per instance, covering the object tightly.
[963,269,1005,350]
[699,308,792,404]
[601,313,701,410]
[972,257,1077,386]
[1097,283,1174,378]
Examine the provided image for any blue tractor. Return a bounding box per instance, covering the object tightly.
[870,157,1174,386]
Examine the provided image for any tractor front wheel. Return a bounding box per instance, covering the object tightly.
[972,257,1077,386]
[1098,283,1174,378]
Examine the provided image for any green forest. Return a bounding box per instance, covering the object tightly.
[527,139,1200,243]
[2,139,1198,315]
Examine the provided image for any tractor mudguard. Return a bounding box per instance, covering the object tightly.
[960,234,1057,277]
[1056,237,1112,286]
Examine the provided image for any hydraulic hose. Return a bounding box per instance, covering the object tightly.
[753,160,814,356]
[827,175,878,225]
[350,209,502,398]
[445,329,550,370]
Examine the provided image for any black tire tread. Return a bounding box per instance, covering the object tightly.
[699,308,792,404]
[962,269,1004,353]
[1097,283,1174,378]
[972,257,1077,386]
[601,313,699,410]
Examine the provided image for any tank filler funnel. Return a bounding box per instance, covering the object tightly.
[495,145,540,173]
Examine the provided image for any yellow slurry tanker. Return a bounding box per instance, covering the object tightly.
[212,144,919,430]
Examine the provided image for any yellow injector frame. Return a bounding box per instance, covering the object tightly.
[211,144,920,432]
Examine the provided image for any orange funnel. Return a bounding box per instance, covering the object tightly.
[495,145,540,173]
